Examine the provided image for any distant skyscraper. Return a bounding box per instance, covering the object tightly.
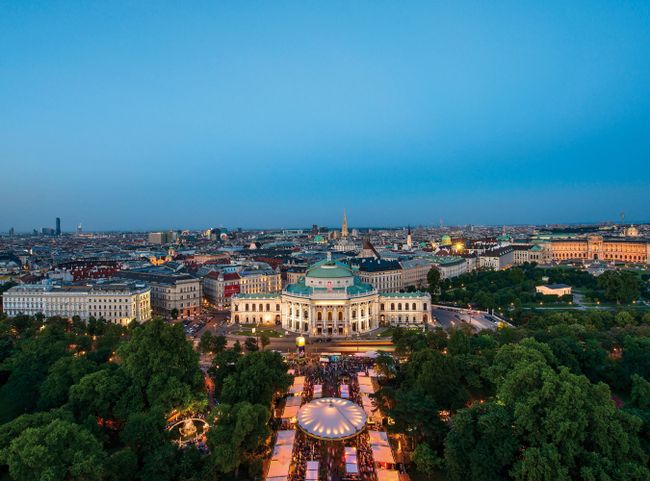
[56,217,61,236]
[77,223,83,235]
[8,227,14,236]
[341,209,349,238]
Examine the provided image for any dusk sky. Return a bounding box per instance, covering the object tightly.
[1,1,649,232]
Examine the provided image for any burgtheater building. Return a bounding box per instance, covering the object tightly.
[231,258,431,337]
[550,235,650,264]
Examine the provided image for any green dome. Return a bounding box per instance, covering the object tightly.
[306,259,354,278]
[313,235,324,242]
[440,235,452,246]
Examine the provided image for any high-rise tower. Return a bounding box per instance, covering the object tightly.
[341,209,349,238]
[55,217,61,236]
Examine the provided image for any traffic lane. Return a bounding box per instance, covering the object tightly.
[432,307,498,331]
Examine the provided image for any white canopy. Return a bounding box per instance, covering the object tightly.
[376,469,399,481]
[290,376,305,395]
[266,430,295,481]
[306,461,319,481]
[297,397,367,440]
[281,396,302,419]
[369,431,395,466]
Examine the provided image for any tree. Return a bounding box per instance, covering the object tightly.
[69,367,132,421]
[444,402,518,481]
[117,319,203,410]
[199,331,215,353]
[490,342,650,481]
[630,374,650,411]
[615,310,635,327]
[220,351,292,406]
[1,419,106,481]
[208,402,270,475]
[38,356,97,410]
[170,308,179,320]
[244,337,259,352]
[259,332,270,351]
[597,270,641,304]
[412,443,443,480]
[427,268,442,297]
[375,352,397,380]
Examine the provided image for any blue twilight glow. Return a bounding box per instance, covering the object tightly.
[1,1,649,231]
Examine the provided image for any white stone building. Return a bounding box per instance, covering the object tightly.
[231,259,430,337]
[2,281,151,324]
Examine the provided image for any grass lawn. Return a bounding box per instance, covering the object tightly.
[235,325,284,337]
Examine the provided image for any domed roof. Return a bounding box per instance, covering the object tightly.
[297,398,367,440]
[440,235,452,246]
[306,259,354,279]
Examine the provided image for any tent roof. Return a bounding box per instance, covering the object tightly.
[297,397,367,440]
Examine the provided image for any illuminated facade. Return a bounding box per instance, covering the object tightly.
[550,236,649,263]
[231,258,430,337]
[2,281,151,324]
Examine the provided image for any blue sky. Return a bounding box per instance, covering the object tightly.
[1,1,649,231]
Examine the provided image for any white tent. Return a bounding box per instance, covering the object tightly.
[344,446,359,475]
[369,431,396,467]
[340,384,349,399]
[281,396,302,420]
[297,398,367,440]
[290,376,305,395]
[358,375,376,394]
[376,469,399,481]
[306,461,319,481]
[313,384,323,398]
[266,430,296,481]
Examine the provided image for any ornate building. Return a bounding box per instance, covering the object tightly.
[231,257,431,337]
[550,235,649,263]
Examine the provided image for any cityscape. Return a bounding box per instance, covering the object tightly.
[2,2,650,481]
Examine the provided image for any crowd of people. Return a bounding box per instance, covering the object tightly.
[279,355,380,481]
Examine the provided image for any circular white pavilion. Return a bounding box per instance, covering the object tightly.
[297,397,367,441]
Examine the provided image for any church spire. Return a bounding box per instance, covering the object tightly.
[341,209,349,238]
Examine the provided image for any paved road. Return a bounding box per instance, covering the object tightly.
[432,306,502,331]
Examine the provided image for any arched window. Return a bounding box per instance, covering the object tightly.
[338,312,343,321]
[380,303,385,311]
[405,303,409,311]
[234,304,238,311]
[352,310,357,319]
[266,303,270,311]
[423,303,428,310]
[276,304,280,311]
[391,303,395,310]
[412,303,416,310]
[235,315,239,322]
[317,312,322,321]
[327,311,333,321]
[252,304,256,311]
[245,303,249,311]
[398,303,402,310]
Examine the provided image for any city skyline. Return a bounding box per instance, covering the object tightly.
[2,1,650,230]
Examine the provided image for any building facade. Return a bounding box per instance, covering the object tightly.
[231,259,430,337]
[119,270,201,317]
[399,258,432,289]
[479,246,515,270]
[2,281,151,324]
[202,272,241,309]
[349,258,403,293]
[550,236,650,264]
